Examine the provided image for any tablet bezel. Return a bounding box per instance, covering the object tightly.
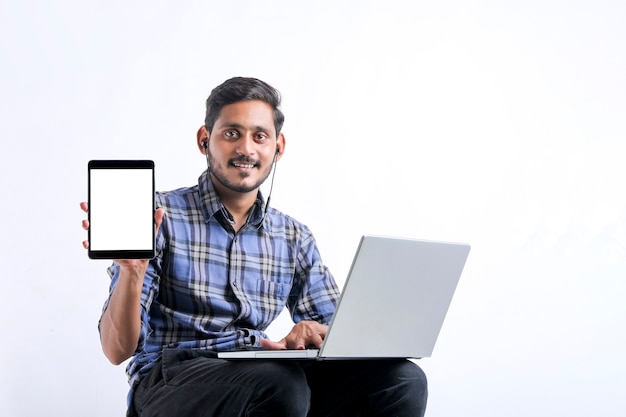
[87,160,156,260]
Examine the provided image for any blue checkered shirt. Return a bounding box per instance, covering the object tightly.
[100,170,340,394]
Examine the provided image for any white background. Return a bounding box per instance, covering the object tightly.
[1,0,624,416]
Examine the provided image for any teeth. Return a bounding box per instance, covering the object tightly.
[234,163,254,169]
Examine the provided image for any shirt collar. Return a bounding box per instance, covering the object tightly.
[198,170,268,229]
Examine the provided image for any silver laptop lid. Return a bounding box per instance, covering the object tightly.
[319,235,470,359]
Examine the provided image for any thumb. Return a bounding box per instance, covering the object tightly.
[154,208,165,234]
[260,338,287,351]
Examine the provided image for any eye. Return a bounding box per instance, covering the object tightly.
[224,130,239,139]
[254,132,269,142]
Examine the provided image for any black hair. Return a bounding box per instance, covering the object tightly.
[204,77,285,135]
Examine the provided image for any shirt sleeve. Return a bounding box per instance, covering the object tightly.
[288,227,341,325]
[98,230,164,354]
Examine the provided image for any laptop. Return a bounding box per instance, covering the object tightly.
[218,235,470,360]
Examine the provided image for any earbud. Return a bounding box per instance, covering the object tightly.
[275,148,280,155]
[201,141,208,149]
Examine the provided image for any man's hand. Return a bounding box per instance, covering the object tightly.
[260,321,328,350]
[80,201,165,267]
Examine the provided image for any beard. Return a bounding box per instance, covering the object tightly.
[207,151,273,193]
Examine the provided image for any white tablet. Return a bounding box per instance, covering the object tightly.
[87,160,155,260]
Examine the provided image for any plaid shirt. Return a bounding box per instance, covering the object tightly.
[101,170,340,392]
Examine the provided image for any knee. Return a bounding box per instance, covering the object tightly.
[397,360,428,393]
[374,360,428,416]
[391,360,428,400]
[396,361,428,414]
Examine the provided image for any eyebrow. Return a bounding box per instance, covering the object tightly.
[220,123,273,134]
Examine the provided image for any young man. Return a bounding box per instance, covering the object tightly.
[82,77,427,416]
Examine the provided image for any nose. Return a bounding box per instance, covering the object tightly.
[236,133,256,156]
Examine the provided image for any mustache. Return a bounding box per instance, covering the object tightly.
[229,156,260,166]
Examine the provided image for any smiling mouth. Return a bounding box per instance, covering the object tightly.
[232,162,256,169]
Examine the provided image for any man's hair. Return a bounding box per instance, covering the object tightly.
[204,77,285,135]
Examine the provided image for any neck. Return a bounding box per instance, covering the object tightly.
[211,177,259,228]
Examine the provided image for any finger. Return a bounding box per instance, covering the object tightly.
[304,332,325,349]
[285,336,307,350]
[260,338,287,351]
[154,208,165,233]
[81,202,90,250]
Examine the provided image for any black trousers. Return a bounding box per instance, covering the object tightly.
[130,348,428,417]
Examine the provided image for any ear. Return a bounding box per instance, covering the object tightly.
[197,125,209,154]
[275,133,286,161]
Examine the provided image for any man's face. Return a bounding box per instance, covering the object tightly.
[204,100,284,195]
